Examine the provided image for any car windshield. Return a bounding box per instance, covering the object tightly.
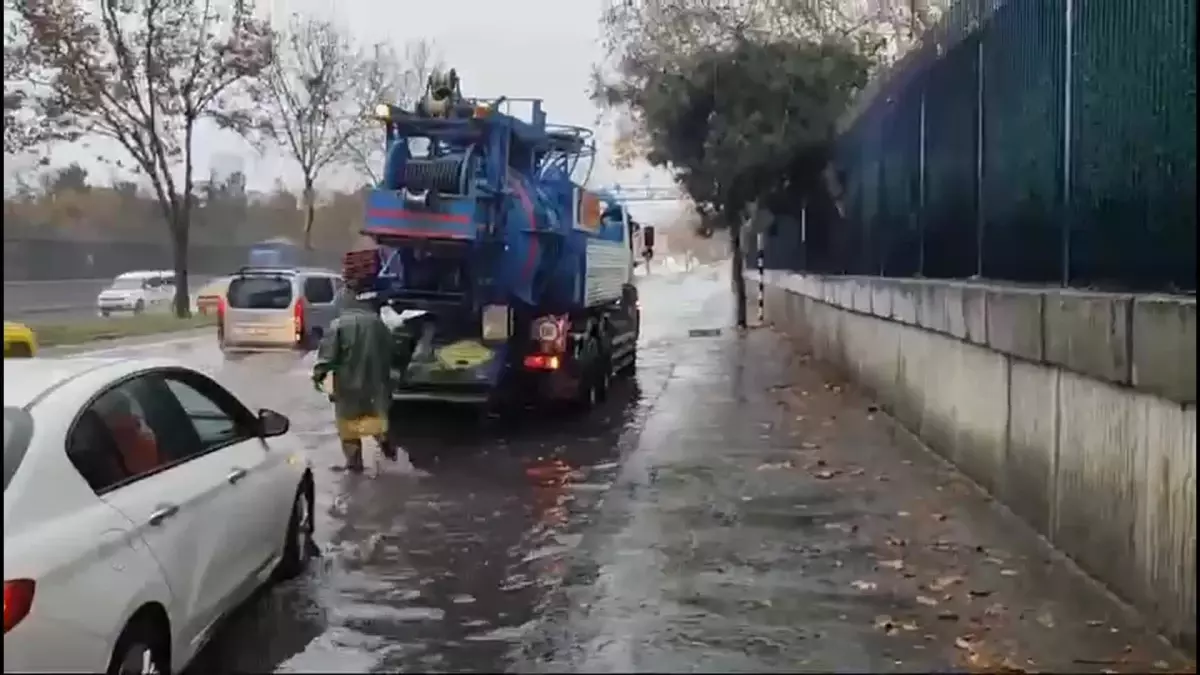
[3,407,32,491]
[110,278,146,291]
[227,276,293,310]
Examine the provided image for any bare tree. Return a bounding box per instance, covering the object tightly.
[9,0,273,316]
[345,38,443,185]
[260,15,386,251]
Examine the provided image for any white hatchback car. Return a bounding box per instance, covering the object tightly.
[3,357,316,674]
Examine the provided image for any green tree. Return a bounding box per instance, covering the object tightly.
[595,0,887,327]
[8,0,273,316]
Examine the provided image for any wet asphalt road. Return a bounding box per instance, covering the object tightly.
[71,267,1192,674]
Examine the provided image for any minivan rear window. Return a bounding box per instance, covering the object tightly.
[4,407,34,491]
[227,276,294,309]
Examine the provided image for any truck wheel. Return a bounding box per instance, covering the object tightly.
[594,356,611,403]
[573,337,602,411]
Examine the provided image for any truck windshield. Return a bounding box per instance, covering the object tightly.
[227,276,294,309]
[3,407,33,491]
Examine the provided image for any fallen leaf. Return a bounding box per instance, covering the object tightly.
[932,513,948,521]
[878,559,905,571]
[876,474,891,481]
[984,603,1007,617]
[1036,611,1055,629]
[1000,569,1019,577]
[800,441,820,450]
[955,637,974,650]
[886,536,908,547]
[813,469,840,480]
[851,580,877,592]
[849,467,866,476]
[1086,620,1105,628]
[874,615,897,635]
[795,415,807,421]
[757,461,793,471]
[968,589,993,598]
[916,595,940,607]
[897,511,911,518]
[937,610,960,621]
[930,575,964,592]
[900,620,919,632]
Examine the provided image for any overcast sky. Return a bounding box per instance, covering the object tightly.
[7,0,684,223]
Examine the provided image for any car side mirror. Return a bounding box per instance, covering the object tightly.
[258,408,290,438]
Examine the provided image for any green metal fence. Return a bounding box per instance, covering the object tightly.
[803,0,1196,291]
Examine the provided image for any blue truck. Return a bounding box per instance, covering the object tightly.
[342,68,655,413]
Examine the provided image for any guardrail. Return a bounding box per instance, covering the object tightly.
[4,277,214,320]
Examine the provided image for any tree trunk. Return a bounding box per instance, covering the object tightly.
[729,219,748,328]
[302,177,316,251]
[171,214,191,318]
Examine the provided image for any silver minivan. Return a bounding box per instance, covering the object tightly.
[219,267,343,351]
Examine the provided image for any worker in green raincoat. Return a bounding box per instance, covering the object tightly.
[311,288,398,472]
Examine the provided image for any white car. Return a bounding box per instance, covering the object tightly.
[96,271,176,317]
[3,357,315,674]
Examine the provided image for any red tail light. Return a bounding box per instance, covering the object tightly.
[4,579,35,633]
[293,297,305,342]
[524,354,561,371]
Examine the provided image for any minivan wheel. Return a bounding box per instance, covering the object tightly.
[108,620,169,675]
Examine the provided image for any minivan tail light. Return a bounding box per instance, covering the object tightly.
[4,579,35,633]
[293,297,305,341]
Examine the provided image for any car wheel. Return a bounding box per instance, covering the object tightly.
[108,619,169,675]
[7,342,32,358]
[275,480,314,581]
[100,310,111,318]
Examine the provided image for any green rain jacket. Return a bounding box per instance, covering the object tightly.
[312,292,394,421]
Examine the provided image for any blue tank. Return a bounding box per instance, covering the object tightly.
[354,71,632,315]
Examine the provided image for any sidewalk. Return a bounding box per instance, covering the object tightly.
[529,316,1192,672]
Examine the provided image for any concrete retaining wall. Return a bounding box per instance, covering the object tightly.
[755,271,1196,652]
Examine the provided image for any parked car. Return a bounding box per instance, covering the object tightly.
[219,267,343,352]
[95,271,176,317]
[3,321,37,358]
[3,357,315,674]
[192,276,231,316]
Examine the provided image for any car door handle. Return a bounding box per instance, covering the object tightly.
[226,468,248,484]
[148,504,179,526]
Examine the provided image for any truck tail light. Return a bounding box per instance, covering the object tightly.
[4,579,35,633]
[523,354,561,371]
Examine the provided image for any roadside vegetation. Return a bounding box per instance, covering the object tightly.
[29,313,216,348]
[3,0,440,317]
[594,0,939,326]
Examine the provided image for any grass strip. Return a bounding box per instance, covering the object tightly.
[29,313,216,348]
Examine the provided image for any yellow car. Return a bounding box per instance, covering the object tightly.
[3,321,38,358]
